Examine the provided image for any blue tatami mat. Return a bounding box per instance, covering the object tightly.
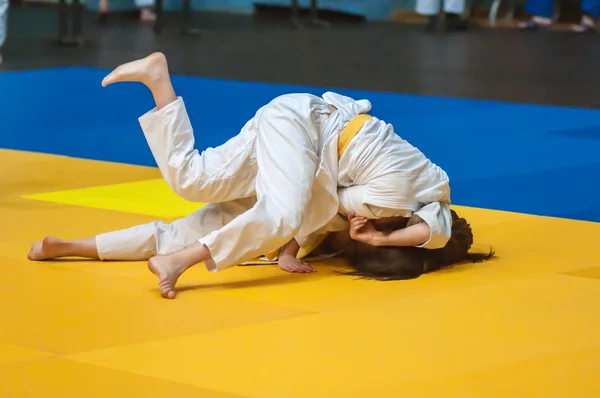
[2,67,600,222]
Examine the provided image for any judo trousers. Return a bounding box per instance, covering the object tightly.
[416,0,466,16]
[97,96,326,272]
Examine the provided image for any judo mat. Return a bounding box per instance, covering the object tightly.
[1,67,600,397]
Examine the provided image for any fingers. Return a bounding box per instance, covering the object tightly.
[279,259,316,273]
[350,217,367,231]
[354,219,368,228]
[279,262,300,273]
[349,216,370,242]
[298,261,316,273]
[348,212,369,227]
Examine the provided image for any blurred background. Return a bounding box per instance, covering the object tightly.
[1,0,599,107]
[2,3,600,397]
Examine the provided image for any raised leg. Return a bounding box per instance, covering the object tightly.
[102,53,257,204]
[102,52,176,110]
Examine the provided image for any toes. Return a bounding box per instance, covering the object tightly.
[160,287,176,299]
[101,74,117,87]
[101,66,127,87]
[159,279,176,299]
[27,243,41,260]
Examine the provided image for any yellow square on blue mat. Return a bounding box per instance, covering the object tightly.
[23,179,205,218]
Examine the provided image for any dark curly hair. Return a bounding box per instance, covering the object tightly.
[342,209,494,280]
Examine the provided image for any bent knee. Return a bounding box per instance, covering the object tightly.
[258,94,306,124]
[170,183,198,202]
[273,212,302,238]
[153,220,191,255]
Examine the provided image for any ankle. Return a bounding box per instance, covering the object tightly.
[54,240,73,257]
[145,71,171,98]
[176,243,211,269]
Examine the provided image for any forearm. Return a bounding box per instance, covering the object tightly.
[280,238,301,258]
[371,222,431,247]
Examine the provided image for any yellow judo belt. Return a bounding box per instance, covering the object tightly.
[241,113,374,265]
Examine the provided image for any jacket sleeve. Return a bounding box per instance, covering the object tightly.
[414,201,452,249]
[338,186,377,218]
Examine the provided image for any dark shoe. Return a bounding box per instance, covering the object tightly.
[445,13,469,31]
[98,11,109,24]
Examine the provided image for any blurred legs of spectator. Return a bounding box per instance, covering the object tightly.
[519,0,598,32]
[98,0,156,24]
[135,0,156,22]
[416,0,469,31]
[0,0,7,64]
[99,0,109,22]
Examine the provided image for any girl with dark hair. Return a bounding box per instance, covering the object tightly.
[341,210,494,280]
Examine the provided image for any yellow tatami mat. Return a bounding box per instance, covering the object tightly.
[2,148,600,397]
[24,178,206,218]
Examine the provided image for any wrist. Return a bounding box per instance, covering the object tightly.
[369,231,389,247]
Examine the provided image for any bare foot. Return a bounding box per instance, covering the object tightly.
[148,255,186,299]
[27,236,65,261]
[101,52,168,88]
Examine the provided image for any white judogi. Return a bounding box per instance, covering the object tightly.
[334,95,452,249]
[96,92,452,271]
[416,0,466,16]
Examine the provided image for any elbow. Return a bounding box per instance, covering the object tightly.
[416,222,432,246]
[419,229,450,250]
[166,173,197,201]
[166,157,206,202]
